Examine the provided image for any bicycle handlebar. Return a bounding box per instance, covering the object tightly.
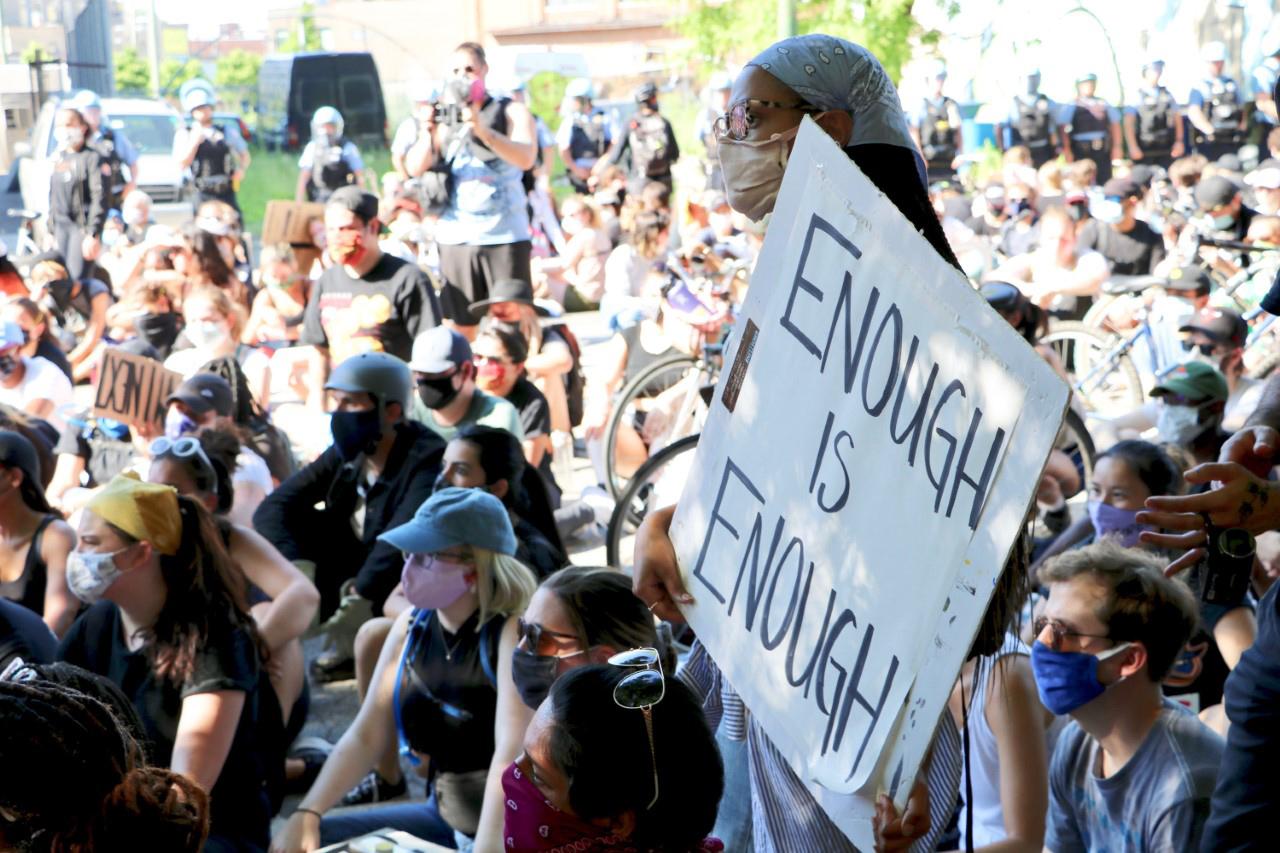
[1195,234,1280,252]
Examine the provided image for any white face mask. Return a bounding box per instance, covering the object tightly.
[55,126,84,150]
[1091,198,1124,225]
[1157,403,1208,446]
[66,549,126,604]
[717,124,800,222]
[186,320,230,350]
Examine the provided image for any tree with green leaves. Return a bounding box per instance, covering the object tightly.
[281,1,323,53]
[216,50,262,111]
[676,0,938,84]
[159,58,205,98]
[20,43,53,65]
[114,47,151,96]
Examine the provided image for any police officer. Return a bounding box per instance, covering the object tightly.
[556,78,612,194]
[48,106,108,282]
[999,67,1058,168]
[71,90,138,212]
[1188,41,1247,161]
[296,106,369,203]
[391,80,439,179]
[596,82,680,196]
[1251,33,1280,145]
[175,80,249,216]
[909,60,963,183]
[1062,72,1122,184]
[1124,57,1184,169]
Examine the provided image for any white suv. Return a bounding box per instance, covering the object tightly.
[17,95,191,228]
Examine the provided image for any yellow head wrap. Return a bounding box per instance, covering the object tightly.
[85,473,182,556]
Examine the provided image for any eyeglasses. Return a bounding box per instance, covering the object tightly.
[713,98,816,141]
[149,436,215,481]
[516,617,580,653]
[1033,616,1112,651]
[1180,340,1219,357]
[609,647,665,809]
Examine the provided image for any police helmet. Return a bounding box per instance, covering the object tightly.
[312,106,345,138]
[180,78,216,114]
[634,81,658,103]
[566,77,595,101]
[1201,41,1229,64]
[1075,72,1098,85]
[70,90,101,112]
[325,352,411,420]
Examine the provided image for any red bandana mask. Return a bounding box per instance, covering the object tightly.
[501,762,635,852]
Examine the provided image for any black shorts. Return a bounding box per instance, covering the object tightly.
[437,240,532,326]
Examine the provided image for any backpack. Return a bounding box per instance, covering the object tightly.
[628,112,673,178]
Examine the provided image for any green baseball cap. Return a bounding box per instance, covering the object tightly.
[1149,361,1228,403]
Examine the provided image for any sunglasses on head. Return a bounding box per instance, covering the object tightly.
[149,436,215,481]
[609,647,665,809]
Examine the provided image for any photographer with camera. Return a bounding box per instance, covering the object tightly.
[391,81,439,180]
[403,42,538,340]
[296,107,372,203]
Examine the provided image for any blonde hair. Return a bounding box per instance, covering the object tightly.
[473,547,537,625]
[184,284,245,341]
[31,260,69,286]
[1003,145,1031,168]
[259,243,296,268]
[561,197,601,230]
[1037,161,1064,193]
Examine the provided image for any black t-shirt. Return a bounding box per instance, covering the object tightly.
[0,597,55,673]
[301,252,442,363]
[57,601,274,848]
[504,377,559,499]
[1077,219,1166,276]
[55,421,135,488]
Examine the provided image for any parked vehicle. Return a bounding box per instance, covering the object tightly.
[214,112,253,146]
[16,95,190,224]
[257,51,387,151]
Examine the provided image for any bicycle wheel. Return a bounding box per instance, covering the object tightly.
[1059,408,1097,495]
[606,434,701,571]
[603,354,698,500]
[1040,321,1145,416]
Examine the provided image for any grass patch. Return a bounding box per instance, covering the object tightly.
[237,148,393,234]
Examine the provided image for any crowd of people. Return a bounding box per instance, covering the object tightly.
[3,25,1280,853]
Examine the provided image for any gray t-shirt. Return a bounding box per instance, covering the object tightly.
[1046,699,1223,852]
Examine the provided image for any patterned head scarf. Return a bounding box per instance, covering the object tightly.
[744,34,914,151]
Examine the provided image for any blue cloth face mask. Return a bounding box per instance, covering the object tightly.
[164,409,198,440]
[1031,640,1132,715]
[1087,499,1152,547]
[330,408,382,462]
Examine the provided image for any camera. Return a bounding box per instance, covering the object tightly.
[1200,527,1254,606]
[432,77,485,127]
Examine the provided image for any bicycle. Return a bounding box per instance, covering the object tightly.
[604,410,1099,572]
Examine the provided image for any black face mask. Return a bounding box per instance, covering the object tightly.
[330,408,383,462]
[417,375,461,410]
[47,279,74,309]
[135,312,181,354]
[0,354,17,378]
[511,648,561,709]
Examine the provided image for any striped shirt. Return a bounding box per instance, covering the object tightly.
[678,640,962,852]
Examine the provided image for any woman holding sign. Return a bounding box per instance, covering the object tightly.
[634,34,977,851]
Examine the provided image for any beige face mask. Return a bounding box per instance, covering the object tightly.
[716,124,800,222]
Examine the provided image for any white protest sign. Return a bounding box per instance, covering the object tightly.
[669,119,1069,847]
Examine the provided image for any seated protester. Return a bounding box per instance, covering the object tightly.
[273,488,536,849]
[243,243,312,347]
[406,325,524,442]
[299,186,442,395]
[967,183,1009,237]
[1150,362,1230,466]
[0,321,73,434]
[512,566,666,710]
[148,428,321,788]
[988,205,1109,320]
[531,196,612,310]
[196,200,254,289]
[0,676,210,852]
[1177,306,1265,431]
[0,431,77,638]
[199,354,298,486]
[995,182,1040,258]
[163,373,274,527]
[0,404,56,485]
[1077,177,1167,275]
[1,297,73,381]
[0,245,26,298]
[29,259,111,381]
[105,281,181,359]
[601,209,670,332]
[691,191,754,261]
[121,188,154,243]
[165,285,271,411]
[504,662,723,852]
[472,323,560,503]
[445,426,566,578]
[252,352,444,677]
[0,596,55,670]
[1033,541,1223,851]
[56,474,280,851]
[177,222,252,309]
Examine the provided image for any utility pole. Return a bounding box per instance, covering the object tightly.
[778,0,795,39]
[147,0,161,96]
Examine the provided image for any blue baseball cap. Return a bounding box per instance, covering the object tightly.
[379,487,517,556]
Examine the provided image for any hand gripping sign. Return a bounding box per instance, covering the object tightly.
[669,119,1069,847]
